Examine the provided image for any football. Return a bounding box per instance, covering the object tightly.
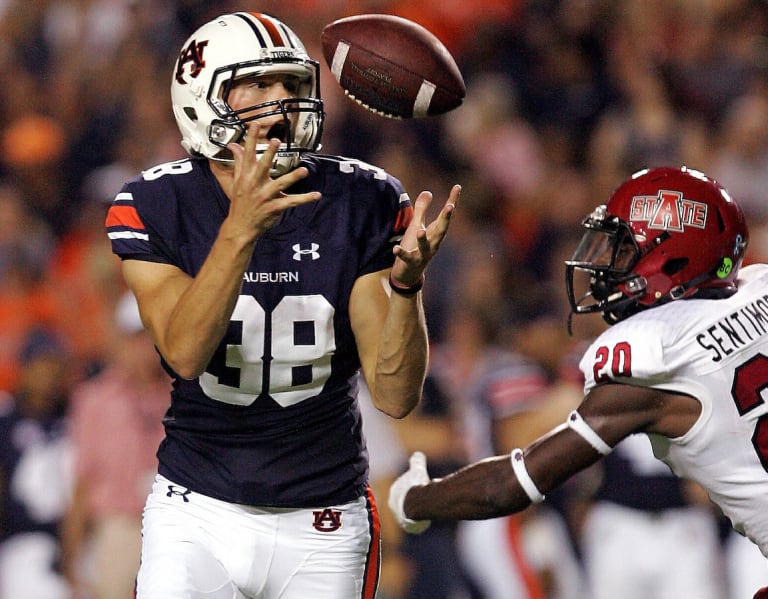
[321,14,466,119]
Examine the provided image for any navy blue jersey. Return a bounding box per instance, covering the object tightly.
[106,155,412,507]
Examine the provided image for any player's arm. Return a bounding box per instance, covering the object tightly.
[350,268,427,418]
[352,185,460,419]
[390,382,700,526]
[124,132,320,379]
[122,248,246,379]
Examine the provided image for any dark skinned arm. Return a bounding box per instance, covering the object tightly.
[396,382,701,523]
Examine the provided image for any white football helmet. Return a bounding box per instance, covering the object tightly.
[171,12,324,176]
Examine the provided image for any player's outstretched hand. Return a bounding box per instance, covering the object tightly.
[225,123,321,240]
[388,451,432,534]
[390,184,460,287]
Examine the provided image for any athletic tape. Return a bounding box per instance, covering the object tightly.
[510,449,545,504]
[567,410,613,455]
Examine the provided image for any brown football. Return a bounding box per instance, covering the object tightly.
[321,14,466,119]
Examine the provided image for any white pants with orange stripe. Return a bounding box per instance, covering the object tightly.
[136,475,380,599]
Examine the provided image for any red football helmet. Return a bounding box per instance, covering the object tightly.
[566,166,749,324]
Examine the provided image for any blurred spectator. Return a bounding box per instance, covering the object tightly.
[425,301,585,599]
[577,435,726,599]
[419,206,519,343]
[61,291,170,599]
[708,91,768,264]
[392,372,475,599]
[0,182,54,280]
[356,376,415,599]
[0,328,75,599]
[444,72,546,206]
[0,112,71,235]
[725,528,768,599]
[0,183,60,391]
[588,42,709,201]
[47,168,131,377]
[381,0,522,59]
[661,0,763,126]
[709,92,768,223]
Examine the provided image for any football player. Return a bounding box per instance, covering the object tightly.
[389,166,768,599]
[105,12,459,599]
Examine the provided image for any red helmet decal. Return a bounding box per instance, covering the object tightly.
[629,190,708,233]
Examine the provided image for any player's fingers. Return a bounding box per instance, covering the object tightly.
[228,123,259,179]
[445,184,461,212]
[412,191,433,220]
[425,184,461,243]
[228,142,244,179]
[255,138,281,178]
[270,166,322,204]
[275,165,311,191]
[243,122,259,156]
[279,191,323,208]
[392,243,418,263]
[449,184,461,205]
[416,227,431,255]
[433,184,460,228]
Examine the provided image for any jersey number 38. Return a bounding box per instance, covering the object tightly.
[200,294,335,408]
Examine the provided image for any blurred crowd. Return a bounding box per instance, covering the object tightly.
[1,0,768,598]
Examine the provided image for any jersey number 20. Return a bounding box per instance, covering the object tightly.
[596,344,768,473]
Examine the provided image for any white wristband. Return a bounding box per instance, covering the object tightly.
[567,410,612,455]
[510,448,545,504]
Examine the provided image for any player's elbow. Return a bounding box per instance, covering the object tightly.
[161,350,207,380]
[373,392,420,419]
[380,404,415,419]
[173,364,205,380]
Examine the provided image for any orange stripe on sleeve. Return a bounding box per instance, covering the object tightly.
[393,205,413,234]
[105,205,144,229]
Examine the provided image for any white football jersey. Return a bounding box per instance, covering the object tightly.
[580,263,768,557]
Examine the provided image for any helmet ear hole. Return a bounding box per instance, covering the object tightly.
[662,257,688,276]
[183,107,198,121]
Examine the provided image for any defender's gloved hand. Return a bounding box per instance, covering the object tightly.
[388,451,431,534]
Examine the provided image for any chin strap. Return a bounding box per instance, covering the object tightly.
[669,258,740,301]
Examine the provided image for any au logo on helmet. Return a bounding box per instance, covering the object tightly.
[629,190,708,232]
[175,39,208,84]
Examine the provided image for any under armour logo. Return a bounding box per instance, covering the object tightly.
[312,508,342,532]
[166,485,192,502]
[292,243,320,261]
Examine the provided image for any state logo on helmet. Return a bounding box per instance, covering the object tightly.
[566,166,749,324]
